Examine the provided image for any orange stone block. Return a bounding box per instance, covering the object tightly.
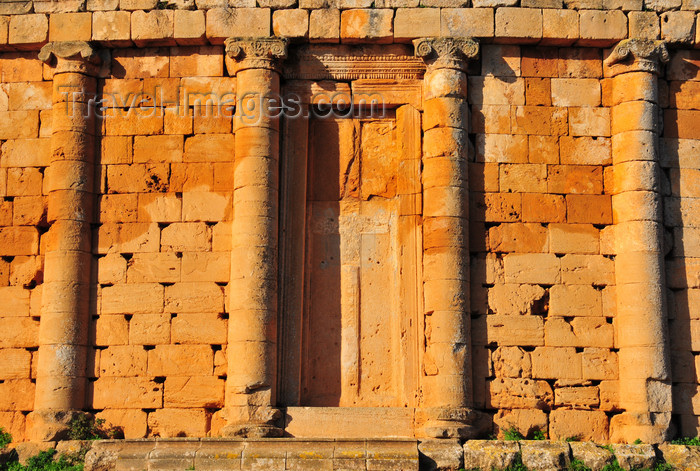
[528,135,559,165]
[340,9,393,44]
[499,164,547,193]
[525,78,552,106]
[547,165,604,195]
[522,193,566,223]
[558,48,602,79]
[0,227,39,256]
[511,106,568,136]
[147,345,213,376]
[522,47,559,77]
[664,109,700,139]
[471,193,522,223]
[147,408,208,438]
[489,223,548,253]
[91,377,162,409]
[96,409,147,439]
[566,194,612,225]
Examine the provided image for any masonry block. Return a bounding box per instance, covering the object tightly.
[340,9,394,44]
[206,8,271,44]
[9,14,48,48]
[550,409,609,442]
[309,8,340,43]
[174,10,206,46]
[148,345,213,376]
[92,377,162,409]
[495,7,543,44]
[542,8,579,46]
[441,8,495,38]
[629,11,660,39]
[164,376,224,408]
[49,13,91,42]
[273,9,309,39]
[394,8,440,42]
[661,11,696,44]
[578,10,627,46]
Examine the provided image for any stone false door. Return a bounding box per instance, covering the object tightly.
[297,104,422,411]
[277,42,481,438]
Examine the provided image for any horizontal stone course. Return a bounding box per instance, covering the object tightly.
[77,439,700,470]
[83,438,420,470]
[0,6,697,48]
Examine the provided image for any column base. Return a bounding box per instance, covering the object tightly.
[219,406,284,438]
[416,407,490,440]
[220,423,284,438]
[27,410,86,442]
[609,412,673,444]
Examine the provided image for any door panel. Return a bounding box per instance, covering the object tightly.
[279,99,422,411]
[302,114,406,407]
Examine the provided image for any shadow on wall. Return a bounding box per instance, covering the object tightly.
[662,51,700,436]
[663,137,697,438]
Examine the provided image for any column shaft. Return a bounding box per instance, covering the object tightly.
[223,38,287,438]
[606,39,672,444]
[422,67,470,408]
[415,37,486,439]
[31,42,102,441]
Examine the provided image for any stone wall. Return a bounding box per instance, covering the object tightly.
[91,46,234,439]
[0,0,698,446]
[664,50,700,439]
[468,44,618,443]
[0,50,49,442]
[0,1,698,48]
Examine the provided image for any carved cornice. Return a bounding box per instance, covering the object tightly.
[604,39,670,77]
[225,37,288,74]
[39,41,108,76]
[413,37,479,71]
[286,53,425,80]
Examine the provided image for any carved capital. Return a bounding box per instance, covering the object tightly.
[39,41,109,76]
[413,37,479,71]
[225,37,288,74]
[604,39,669,77]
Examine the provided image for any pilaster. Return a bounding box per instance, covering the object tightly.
[30,41,105,441]
[222,37,288,438]
[414,37,486,439]
[604,39,673,444]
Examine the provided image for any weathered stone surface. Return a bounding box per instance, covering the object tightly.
[520,441,571,471]
[340,9,394,44]
[418,439,463,470]
[658,443,700,471]
[493,409,548,439]
[549,410,609,442]
[486,377,554,409]
[569,442,615,471]
[463,440,520,471]
[611,444,656,470]
[309,8,340,42]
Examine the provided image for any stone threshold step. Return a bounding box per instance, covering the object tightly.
[18,438,700,470]
[85,437,420,471]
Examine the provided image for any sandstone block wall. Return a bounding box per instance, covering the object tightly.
[0,0,698,444]
[0,52,49,441]
[663,50,700,438]
[92,46,234,438]
[0,1,698,48]
[468,45,618,443]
